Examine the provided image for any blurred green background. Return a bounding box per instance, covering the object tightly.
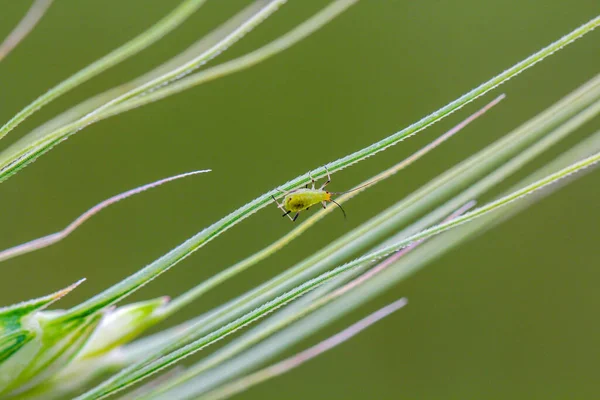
[1,1,599,399]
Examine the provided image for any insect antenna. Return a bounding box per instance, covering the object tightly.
[330,199,346,219]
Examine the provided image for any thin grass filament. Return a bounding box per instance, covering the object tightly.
[0,170,210,264]
[0,0,54,62]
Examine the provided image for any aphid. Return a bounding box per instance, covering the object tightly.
[272,167,366,222]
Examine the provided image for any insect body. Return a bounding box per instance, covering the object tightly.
[282,188,330,212]
[272,168,346,222]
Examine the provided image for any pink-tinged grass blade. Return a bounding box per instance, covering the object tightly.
[0,170,210,264]
[344,94,506,193]
[0,0,54,62]
[0,278,85,318]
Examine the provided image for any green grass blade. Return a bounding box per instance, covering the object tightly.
[93,0,361,121]
[0,0,287,183]
[468,129,600,235]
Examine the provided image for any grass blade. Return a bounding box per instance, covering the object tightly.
[0,0,54,62]
[0,170,210,264]
[94,0,361,120]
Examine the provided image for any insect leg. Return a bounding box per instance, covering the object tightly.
[292,212,300,222]
[273,195,295,221]
[308,171,316,190]
[319,166,331,190]
[321,201,327,209]
[272,195,286,212]
[272,195,294,221]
